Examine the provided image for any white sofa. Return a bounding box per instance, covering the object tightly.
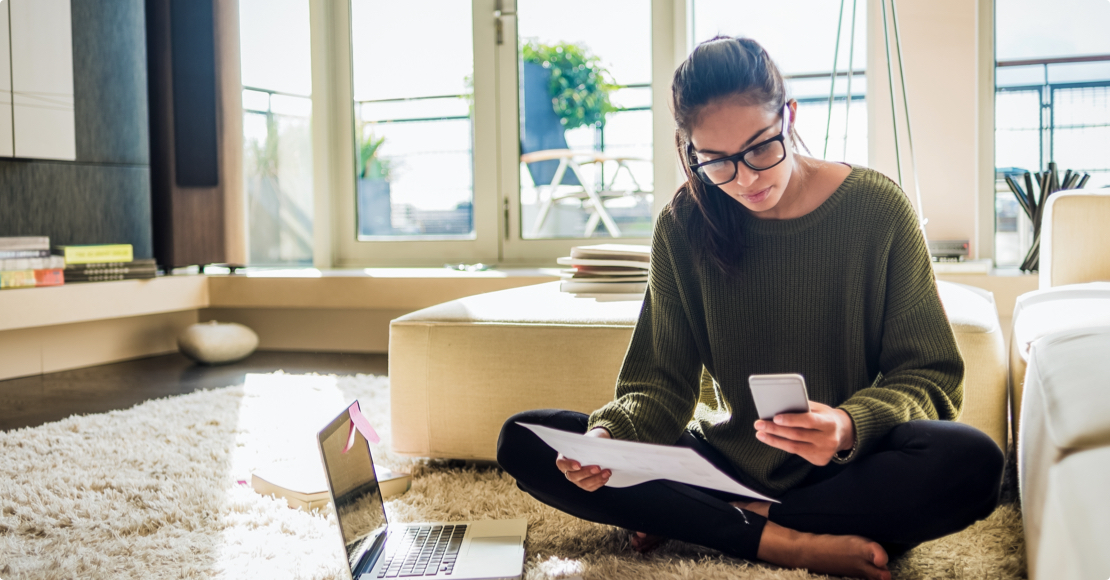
[389,279,1009,461]
[1011,189,1110,580]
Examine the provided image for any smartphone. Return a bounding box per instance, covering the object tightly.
[748,373,811,421]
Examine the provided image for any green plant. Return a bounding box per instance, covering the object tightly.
[522,41,619,130]
[248,114,280,179]
[357,131,392,181]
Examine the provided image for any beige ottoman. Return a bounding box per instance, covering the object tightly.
[1008,282,1110,443]
[389,280,1009,461]
[1016,326,1110,579]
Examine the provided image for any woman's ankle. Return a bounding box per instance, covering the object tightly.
[755,521,802,564]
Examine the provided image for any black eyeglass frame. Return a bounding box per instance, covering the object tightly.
[688,102,792,186]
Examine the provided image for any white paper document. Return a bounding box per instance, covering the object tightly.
[518,423,779,503]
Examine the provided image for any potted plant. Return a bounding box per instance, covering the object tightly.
[520,41,620,191]
[356,132,395,236]
[521,41,619,131]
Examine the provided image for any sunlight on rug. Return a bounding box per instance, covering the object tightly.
[0,372,1027,580]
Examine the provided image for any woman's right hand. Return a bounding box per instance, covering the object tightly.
[556,427,612,492]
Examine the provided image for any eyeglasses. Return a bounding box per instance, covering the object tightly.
[689,103,790,186]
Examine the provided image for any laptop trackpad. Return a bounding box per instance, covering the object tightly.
[467,535,522,561]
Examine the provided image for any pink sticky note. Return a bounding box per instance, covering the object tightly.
[343,400,381,453]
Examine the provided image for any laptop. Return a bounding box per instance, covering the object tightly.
[317,403,527,580]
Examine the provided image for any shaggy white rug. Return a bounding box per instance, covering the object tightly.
[0,372,1027,580]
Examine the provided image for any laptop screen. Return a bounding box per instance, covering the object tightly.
[319,407,389,576]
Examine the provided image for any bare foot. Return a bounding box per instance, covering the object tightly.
[757,520,891,580]
[629,530,665,554]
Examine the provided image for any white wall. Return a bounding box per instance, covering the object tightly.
[868,0,984,256]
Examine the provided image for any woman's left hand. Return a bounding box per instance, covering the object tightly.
[753,401,856,466]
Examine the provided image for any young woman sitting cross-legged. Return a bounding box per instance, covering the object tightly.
[497,36,1005,580]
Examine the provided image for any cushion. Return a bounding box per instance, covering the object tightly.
[178,321,259,365]
[1034,446,1110,580]
[936,281,1008,452]
[1027,326,1110,450]
[1017,325,1110,577]
[1039,190,1110,290]
[1008,282,1110,438]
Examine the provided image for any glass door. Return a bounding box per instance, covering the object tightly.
[498,0,655,263]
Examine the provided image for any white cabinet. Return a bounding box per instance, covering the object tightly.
[6,0,76,161]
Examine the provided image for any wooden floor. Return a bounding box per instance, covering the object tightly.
[0,351,388,432]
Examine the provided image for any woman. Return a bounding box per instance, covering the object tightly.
[497,36,1004,580]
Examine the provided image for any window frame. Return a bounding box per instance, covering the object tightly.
[311,0,680,268]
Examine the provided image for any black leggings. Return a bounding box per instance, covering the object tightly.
[496,409,1005,561]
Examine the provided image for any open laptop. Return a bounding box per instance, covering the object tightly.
[317,403,527,580]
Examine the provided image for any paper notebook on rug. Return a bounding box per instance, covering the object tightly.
[319,402,527,580]
[252,460,411,512]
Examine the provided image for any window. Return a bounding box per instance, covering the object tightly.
[995,0,1110,267]
[515,0,654,240]
[330,0,664,266]
[689,0,868,166]
[295,1,869,266]
[239,0,315,265]
[351,0,475,240]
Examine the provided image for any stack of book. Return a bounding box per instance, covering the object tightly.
[54,244,158,283]
[250,461,411,512]
[0,236,65,289]
[556,244,650,301]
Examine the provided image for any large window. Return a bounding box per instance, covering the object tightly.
[351,0,475,240]
[246,0,875,266]
[239,0,315,265]
[995,0,1110,267]
[336,0,660,267]
[690,0,868,166]
[516,0,654,240]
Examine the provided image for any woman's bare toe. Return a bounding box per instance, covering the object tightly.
[629,530,666,554]
[758,521,891,580]
[796,533,891,580]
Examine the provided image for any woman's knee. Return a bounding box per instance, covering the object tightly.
[910,420,1005,510]
[495,409,586,476]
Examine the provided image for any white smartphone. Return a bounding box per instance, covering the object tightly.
[748,373,811,421]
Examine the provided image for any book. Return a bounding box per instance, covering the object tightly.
[569,244,651,262]
[556,257,650,269]
[65,260,157,277]
[63,271,158,283]
[0,256,66,271]
[64,258,156,271]
[0,249,51,259]
[0,236,49,251]
[560,268,648,279]
[34,268,64,287]
[0,268,66,289]
[54,244,134,265]
[250,462,411,512]
[560,280,647,294]
[0,270,36,289]
[571,293,646,302]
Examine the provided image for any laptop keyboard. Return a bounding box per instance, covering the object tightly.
[377,524,468,577]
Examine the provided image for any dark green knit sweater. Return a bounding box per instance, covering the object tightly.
[587,165,965,497]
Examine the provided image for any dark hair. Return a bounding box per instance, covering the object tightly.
[670,36,803,277]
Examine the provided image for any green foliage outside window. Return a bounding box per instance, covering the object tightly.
[358,132,392,181]
[522,41,619,130]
